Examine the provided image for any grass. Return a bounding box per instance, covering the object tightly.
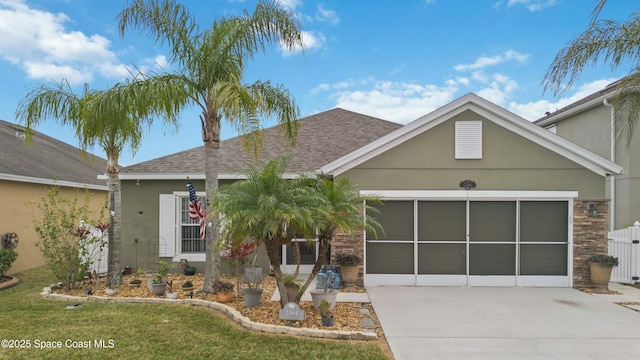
[0,268,390,360]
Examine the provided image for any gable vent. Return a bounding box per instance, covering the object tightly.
[455,121,482,159]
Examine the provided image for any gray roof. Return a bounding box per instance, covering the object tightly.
[122,108,402,175]
[0,119,107,187]
[534,80,619,124]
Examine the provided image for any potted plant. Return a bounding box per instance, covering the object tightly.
[166,280,178,299]
[151,278,166,296]
[283,274,303,302]
[213,280,234,303]
[105,287,117,296]
[589,254,619,288]
[129,279,142,287]
[156,260,174,282]
[336,254,361,288]
[243,275,264,308]
[180,259,196,276]
[182,280,194,292]
[318,299,334,327]
[310,269,338,311]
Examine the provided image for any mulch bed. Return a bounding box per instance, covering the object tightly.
[54,273,383,337]
[578,287,621,295]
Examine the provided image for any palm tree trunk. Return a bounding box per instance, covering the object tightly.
[296,233,331,303]
[203,113,222,293]
[106,171,122,286]
[265,238,288,307]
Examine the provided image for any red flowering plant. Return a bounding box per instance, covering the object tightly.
[220,239,256,295]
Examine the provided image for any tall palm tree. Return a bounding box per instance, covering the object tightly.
[116,0,304,292]
[15,80,177,286]
[542,0,640,146]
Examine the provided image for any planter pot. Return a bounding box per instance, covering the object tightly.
[245,267,263,285]
[129,282,141,288]
[182,286,194,292]
[590,262,613,288]
[340,265,359,288]
[105,288,117,296]
[243,288,264,308]
[218,291,234,303]
[310,289,337,311]
[151,282,167,296]
[321,316,334,327]
[166,292,178,300]
[184,267,196,276]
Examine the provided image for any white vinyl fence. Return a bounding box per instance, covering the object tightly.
[608,221,640,284]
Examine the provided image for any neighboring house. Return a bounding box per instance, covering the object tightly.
[119,96,621,287]
[0,119,108,274]
[535,80,639,230]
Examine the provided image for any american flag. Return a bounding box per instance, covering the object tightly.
[187,180,206,240]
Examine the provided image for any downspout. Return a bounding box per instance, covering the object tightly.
[604,99,615,230]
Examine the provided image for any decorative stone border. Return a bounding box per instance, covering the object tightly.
[40,287,377,341]
[0,276,19,291]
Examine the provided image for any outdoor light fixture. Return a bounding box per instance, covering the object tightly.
[136,179,141,186]
[587,202,598,217]
[459,180,476,190]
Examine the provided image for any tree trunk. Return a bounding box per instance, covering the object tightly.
[297,233,331,303]
[202,112,222,293]
[106,171,122,286]
[265,238,288,307]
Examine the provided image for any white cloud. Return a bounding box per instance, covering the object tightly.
[278,0,302,11]
[508,79,616,120]
[315,4,340,25]
[507,0,557,11]
[454,50,528,72]
[0,0,128,85]
[280,30,326,56]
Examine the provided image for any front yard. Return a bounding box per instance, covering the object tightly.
[0,268,391,360]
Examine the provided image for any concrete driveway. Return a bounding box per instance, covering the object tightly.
[368,287,640,360]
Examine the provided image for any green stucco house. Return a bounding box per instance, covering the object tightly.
[118,94,622,287]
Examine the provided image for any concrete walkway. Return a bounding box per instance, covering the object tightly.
[368,284,640,360]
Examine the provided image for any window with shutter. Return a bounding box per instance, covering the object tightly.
[455,121,482,159]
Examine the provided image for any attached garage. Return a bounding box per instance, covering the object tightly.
[363,191,575,287]
[322,94,623,288]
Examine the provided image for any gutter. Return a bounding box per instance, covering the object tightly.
[603,99,616,230]
[0,173,108,191]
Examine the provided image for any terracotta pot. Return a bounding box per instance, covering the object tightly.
[590,262,613,288]
[340,265,359,288]
[218,291,234,303]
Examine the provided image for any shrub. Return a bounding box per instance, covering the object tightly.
[0,249,17,278]
[335,254,361,266]
[28,187,107,290]
[213,280,234,293]
[589,254,619,267]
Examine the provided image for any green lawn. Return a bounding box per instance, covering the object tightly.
[0,268,390,360]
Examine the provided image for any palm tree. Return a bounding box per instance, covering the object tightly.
[116,0,304,292]
[15,80,177,286]
[211,159,323,307]
[542,0,640,146]
[293,178,381,303]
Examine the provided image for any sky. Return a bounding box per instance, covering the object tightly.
[0,0,637,166]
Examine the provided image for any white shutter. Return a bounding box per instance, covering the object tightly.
[159,194,177,257]
[455,121,482,159]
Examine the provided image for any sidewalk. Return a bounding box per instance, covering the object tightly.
[592,282,640,306]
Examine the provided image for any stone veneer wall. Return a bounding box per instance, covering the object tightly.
[330,230,365,287]
[573,199,609,287]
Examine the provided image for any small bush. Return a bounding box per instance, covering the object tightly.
[589,254,619,267]
[0,249,17,277]
[213,280,234,293]
[335,254,361,266]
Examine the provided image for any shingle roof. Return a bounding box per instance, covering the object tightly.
[122,108,402,175]
[0,119,107,186]
[534,80,619,124]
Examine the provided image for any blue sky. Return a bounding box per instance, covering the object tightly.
[0,0,636,166]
